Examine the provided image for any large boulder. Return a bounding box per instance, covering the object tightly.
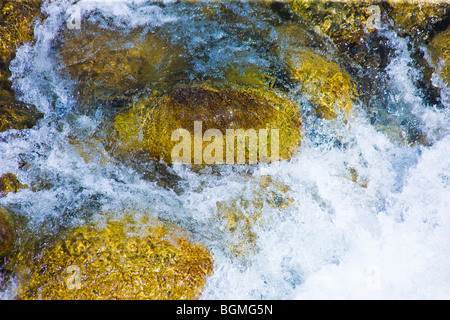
[18,212,214,300]
[108,85,302,166]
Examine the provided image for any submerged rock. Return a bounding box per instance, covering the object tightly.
[275,23,358,120]
[0,0,43,132]
[58,22,188,109]
[387,0,449,40]
[0,0,42,65]
[286,0,388,68]
[428,25,450,92]
[285,0,448,67]
[282,47,358,120]
[215,175,294,259]
[0,206,14,257]
[19,213,214,300]
[109,85,302,166]
[0,173,28,197]
[0,98,43,132]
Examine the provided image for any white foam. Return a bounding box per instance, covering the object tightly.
[1,0,450,300]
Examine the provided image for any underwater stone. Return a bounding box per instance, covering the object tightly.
[109,85,302,165]
[0,98,43,132]
[286,0,448,68]
[0,0,42,65]
[387,0,449,40]
[428,25,450,90]
[0,206,14,257]
[280,43,358,120]
[0,1,43,132]
[19,213,214,300]
[287,0,384,67]
[58,22,188,108]
[0,172,28,197]
[215,175,294,259]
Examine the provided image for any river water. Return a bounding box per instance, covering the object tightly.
[1,0,449,299]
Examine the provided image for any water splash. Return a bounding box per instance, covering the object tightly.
[1,0,449,299]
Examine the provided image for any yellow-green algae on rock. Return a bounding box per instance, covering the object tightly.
[0,98,43,132]
[109,85,302,165]
[0,206,14,257]
[19,213,214,300]
[0,0,43,131]
[286,0,449,65]
[428,25,450,89]
[276,23,358,120]
[0,0,42,65]
[215,175,294,259]
[0,172,28,197]
[58,22,188,106]
[387,0,449,40]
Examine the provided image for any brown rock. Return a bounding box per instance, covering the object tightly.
[0,206,14,256]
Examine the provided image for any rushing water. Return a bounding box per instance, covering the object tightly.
[1,0,450,299]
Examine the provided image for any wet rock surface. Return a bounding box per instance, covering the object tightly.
[16,212,213,300]
[0,206,14,257]
[109,85,302,165]
[0,0,43,132]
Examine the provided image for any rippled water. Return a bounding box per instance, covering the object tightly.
[1,0,450,299]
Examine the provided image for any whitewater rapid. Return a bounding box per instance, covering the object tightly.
[1,0,449,299]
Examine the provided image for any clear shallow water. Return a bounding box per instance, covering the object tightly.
[1,0,450,299]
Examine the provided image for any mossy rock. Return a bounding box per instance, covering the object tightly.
[108,85,302,166]
[18,213,214,300]
[0,98,43,132]
[0,0,42,65]
[278,35,358,120]
[428,25,450,89]
[287,0,383,66]
[387,0,449,40]
[215,175,293,259]
[0,1,43,131]
[58,22,188,108]
[0,206,14,257]
[286,0,448,67]
[0,172,28,197]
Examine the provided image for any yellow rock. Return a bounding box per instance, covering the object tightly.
[287,0,448,65]
[0,1,43,131]
[387,0,449,39]
[19,213,214,300]
[428,25,450,88]
[58,23,188,106]
[0,98,43,132]
[288,0,374,52]
[281,44,358,120]
[0,0,42,65]
[0,206,14,257]
[0,172,28,197]
[216,175,293,258]
[109,85,302,165]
